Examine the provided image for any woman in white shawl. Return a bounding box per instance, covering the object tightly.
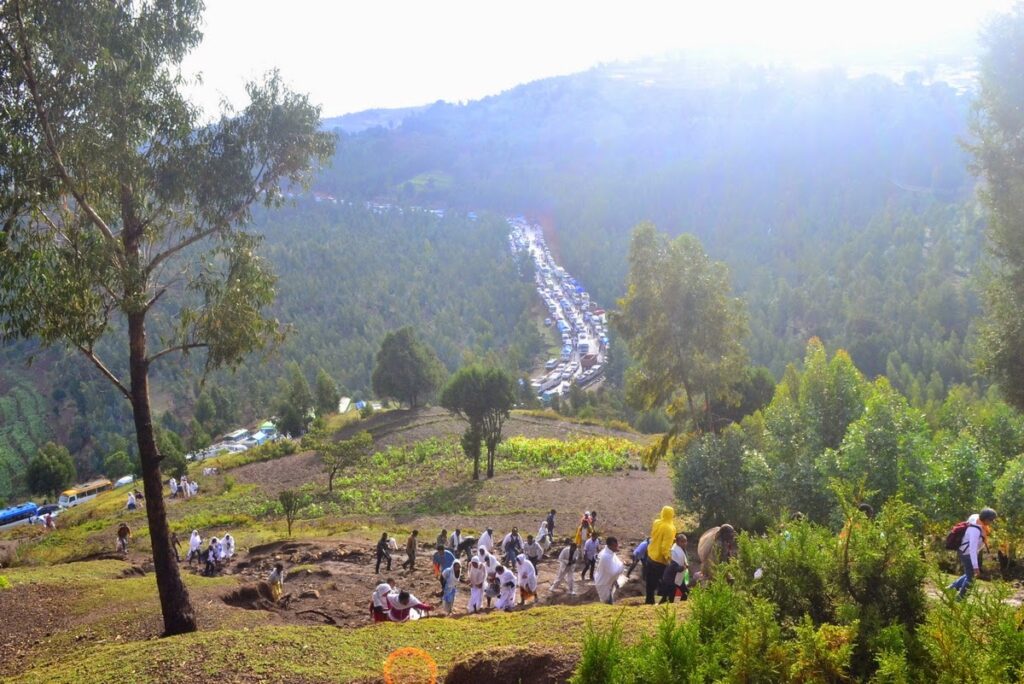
[516,553,538,605]
[496,564,517,611]
[467,556,486,613]
[371,581,393,622]
[220,533,235,561]
[188,530,202,564]
[537,520,552,552]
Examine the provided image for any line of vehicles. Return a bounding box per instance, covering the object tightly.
[508,217,610,404]
[0,421,282,530]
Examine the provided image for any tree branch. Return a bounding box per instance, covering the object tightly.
[3,7,122,260]
[146,163,270,276]
[74,344,130,399]
[148,343,208,366]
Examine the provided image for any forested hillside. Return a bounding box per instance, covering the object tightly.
[321,60,981,388]
[0,204,541,501]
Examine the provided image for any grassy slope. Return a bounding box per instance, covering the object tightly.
[8,576,673,684]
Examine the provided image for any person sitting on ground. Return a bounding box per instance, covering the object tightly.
[268,563,285,602]
[447,528,462,553]
[581,530,600,581]
[496,563,517,611]
[386,590,433,622]
[950,508,998,600]
[516,553,538,605]
[375,532,392,574]
[188,529,202,565]
[594,536,625,605]
[441,560,462,615]
[626,537,649,578]
[116,522,132,554]
[432,545,456,594]
[523,534,544,571]
[502,527,523,568]
[402,530,418,570]
[550,543,581,595]
[467,556,486,613]
[371,579,394,623]
[697,524,737,583]
[477,527,494,553]
[126,491,137,511]
[659,533,689,604]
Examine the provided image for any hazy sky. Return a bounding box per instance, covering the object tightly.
[182,0,1015,118]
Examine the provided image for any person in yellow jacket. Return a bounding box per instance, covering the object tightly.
[645,505,676,604]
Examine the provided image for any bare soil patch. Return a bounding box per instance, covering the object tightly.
[445,645,579,684]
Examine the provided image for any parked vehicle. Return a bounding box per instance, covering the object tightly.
[0,501,38,529]
[58,478,113,508]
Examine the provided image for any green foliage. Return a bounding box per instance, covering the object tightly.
[320,430,372,493]
[440,365,516,479]
[497,436,636,477]
[207,439,296,471]
[828,378,931,513]
[276,362,315,436]
[156,430,187,480]
[0,575,9,590]
[102,451,134,480]
[278,490,308,537]
[613,223,749,445]
[971,5,1024,412]
[0,377,51,503]
[26,442,76,499]
[371,326,446,408]
[314,368,340,417]
[671,426,774,530]
[571,616,627,684]
[930,431,993,522]
[994,455,1024,538]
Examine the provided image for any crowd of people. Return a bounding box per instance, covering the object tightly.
[361,506,716,622]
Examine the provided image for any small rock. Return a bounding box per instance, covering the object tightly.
[298,589,320,599]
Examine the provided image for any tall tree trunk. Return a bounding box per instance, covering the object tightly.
[129,311,197,636]
[486,444,495,478]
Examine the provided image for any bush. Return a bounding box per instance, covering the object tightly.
[571,616,627,684]
[0,575,10,590]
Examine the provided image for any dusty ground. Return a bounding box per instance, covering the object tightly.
[216,536,650,630]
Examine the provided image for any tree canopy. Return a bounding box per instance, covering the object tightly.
[371,326,445,408]
[971,5,1024,411]
[440,365,516,479]
[0,0,333,635]
[26,442,76,499]
[612,223,749,463]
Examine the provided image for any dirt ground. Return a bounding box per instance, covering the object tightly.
[216,536,651,630]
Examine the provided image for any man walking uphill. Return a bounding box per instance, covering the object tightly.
[646,506,676,604]
[949,508,997,599]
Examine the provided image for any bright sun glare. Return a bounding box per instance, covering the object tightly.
[185,0,1013,116]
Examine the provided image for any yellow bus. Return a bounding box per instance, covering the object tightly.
[58,478,114,508]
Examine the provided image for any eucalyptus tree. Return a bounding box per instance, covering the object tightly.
[612,222,749,465]
[0,0,334,634]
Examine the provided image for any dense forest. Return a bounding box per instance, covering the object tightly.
[0,204,542,501]
[322,60,981,386]
[0,58,999,503]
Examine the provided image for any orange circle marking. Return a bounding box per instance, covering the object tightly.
[383,646,437,684]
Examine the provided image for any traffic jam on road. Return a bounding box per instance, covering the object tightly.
[508,218,609,404]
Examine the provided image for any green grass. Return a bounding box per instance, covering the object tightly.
[12,602,677,683]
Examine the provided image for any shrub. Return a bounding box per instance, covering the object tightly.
[0,575,10,590]
[571,616,627,684]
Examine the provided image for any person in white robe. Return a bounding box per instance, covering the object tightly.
[593,536,625,604]
[516,553,538,605]
[477,528,494,552]
[188,530,202,565]
[495,564,517,611]
[467,556,486,613]
[549,544,580,595]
